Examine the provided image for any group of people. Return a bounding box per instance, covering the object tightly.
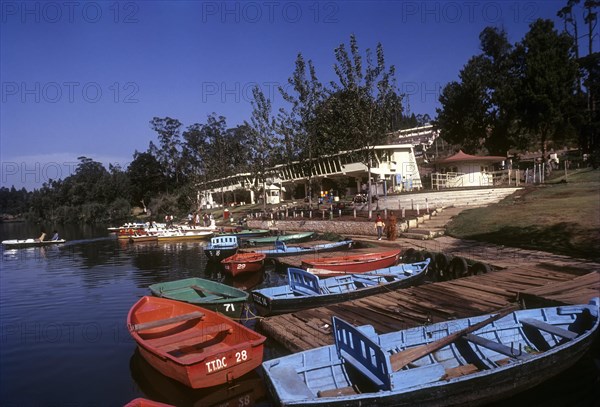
[186,212,213,227]
[37,229,60,242]
[375,211,397,241]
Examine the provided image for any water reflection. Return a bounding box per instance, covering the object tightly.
[129,349,268,407]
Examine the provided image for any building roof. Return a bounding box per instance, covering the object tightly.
[435,150,506,164]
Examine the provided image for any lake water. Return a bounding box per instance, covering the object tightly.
[1,223,598,407]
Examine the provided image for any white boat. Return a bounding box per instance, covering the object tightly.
[2,238,66,248]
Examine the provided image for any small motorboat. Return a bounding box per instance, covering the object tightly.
[203,235,240,262]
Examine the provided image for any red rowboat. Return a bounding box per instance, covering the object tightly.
[127,296,266,389]
[301,249,402,277]
[124,398,174,407]
[221,252,266,277]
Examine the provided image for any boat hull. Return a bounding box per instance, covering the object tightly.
[252,261,428,316]
[245,232,315,246]
[302,249,402,276]
[149,278,249,319]
[128,296,266,389]
[157,231,213,242]
[221,253,266,277]
[251,240,354,258]
[1,239,66,248]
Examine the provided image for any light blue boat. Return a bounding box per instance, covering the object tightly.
[262,298,600,406]
[251,260,429,316]
[249,239,353,258]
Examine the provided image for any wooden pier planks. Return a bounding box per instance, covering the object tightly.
[258,267,597,352]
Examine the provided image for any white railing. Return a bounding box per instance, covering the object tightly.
[431,172,464,190]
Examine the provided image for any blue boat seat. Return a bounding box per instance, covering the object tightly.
[266,364,314,400]
[390,363,446,390]
[351,276,379,287]
[464,333,531,360]
[519,318,578,340]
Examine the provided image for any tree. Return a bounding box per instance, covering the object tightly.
[248,86,279,212]
[127,151,165,206]
[149,117,184,189]
[279,53,325,208]
[318,34,403,215]
[435,27,522,155]
[199,114,232,209]
[515,19,579,158]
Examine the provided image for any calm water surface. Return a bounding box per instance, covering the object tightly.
[0,223,598,407]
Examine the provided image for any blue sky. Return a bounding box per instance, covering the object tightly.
[0,1,580,189]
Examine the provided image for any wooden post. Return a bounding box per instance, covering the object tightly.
[338,209,342,218]
[411,199,414,210]
[416,204,420,215]
[426,198,429,213]
[353,208,356,218]
[564,160,568,181]
[402,208,406,218]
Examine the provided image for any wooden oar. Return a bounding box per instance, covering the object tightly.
[390,307,515,372]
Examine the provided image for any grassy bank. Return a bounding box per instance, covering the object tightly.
[445,169,600,261]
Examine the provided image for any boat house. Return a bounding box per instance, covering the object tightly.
[198,144,422,207]
[431,150,506,189]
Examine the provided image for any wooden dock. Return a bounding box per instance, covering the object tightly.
[257,264,599,353]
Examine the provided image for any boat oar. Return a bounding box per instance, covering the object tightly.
[390,306,515,372]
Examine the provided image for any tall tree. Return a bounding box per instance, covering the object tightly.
[435,27,521,155]
[198,114,231,208]
[318,34,403,215]
[127,151,165,207]
[248,86,278,212]
[515,19,579,158]
[149,117,183,189]
[279,53,324,208]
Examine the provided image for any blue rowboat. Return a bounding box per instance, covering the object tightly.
[262,298,600,406]
[248,239,353,258]
[251,260,429,316]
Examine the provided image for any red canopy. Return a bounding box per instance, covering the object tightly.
[436,150,506,164]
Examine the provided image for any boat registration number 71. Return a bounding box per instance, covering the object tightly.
[206,350,249,373]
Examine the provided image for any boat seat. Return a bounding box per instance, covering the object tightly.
[267,365,315,399]
[157,323,233,352]
[130,311,205,332]
[464,333,531,360]
[390,363,446,390]
[292,286,320,296]
[352,276,379,287]
[520,318,578,340]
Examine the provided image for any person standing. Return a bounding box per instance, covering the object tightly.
[387,211,397,241]
[375,214,385,241]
